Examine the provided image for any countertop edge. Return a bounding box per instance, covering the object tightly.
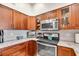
[0,38,38,49]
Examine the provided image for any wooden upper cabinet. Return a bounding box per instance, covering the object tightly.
[72,4,79,29]
[49,10,57,19]
[13,10,22,30]
[60,6,71,29]
[56,9,62,30]
[27,16,36,30]
[21,14,28,30]
[60,4,79,30]
[13,10,28,30]
[38,10,58,20]
[0,5,13,29]
[67,5,76,29]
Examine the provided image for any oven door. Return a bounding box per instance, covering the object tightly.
[37,42,57,56]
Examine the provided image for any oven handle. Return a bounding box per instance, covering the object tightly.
[37,42,57,47]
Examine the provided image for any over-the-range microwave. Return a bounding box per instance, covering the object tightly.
[40,19,58,31]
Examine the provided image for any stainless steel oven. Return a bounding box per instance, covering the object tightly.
[37,41,57,56]
[37,33,59,56]
[40,19,58,31]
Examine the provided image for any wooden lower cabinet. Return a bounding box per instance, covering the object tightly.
[2,42,26,56]
[10,48,26,56]
[26,40,37,56]
[0,49,2,56]
[0,53,1,56]
[0,40,37,56]
[57,46,76,56]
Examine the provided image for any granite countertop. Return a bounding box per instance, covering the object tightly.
[58,40,79,56]
[0,38,38,49]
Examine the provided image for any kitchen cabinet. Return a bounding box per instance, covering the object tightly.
[56,9,62,30]
[0,49,2,56]
[2,42,26,56]
[27,16,36,30]
[57,46,76,56]
[13,10,28,30]
[13,10,23,30]
[0,40,37,56]
[48,10,57,19]
[72,4,79,29]
[37,10,58,20]
[26,40,37,56]
[60,6,75,29]
[60,4,79,29]
[0,5,13,29]
[21,14,28,30]
[38,14,44,20]
[0,4,28,30]
[41,13,48,20]
[0,53,1,56]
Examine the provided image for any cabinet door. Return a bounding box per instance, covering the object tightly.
[27,16,36,30]
[10,48,26,56]
[60,4,78,29]
[0,5,13,29]
[49,11,57,19]
[22,15,28,30]
[26,40,37,56]
[0,49,2,56]
[72,4,79,29]
[60,6,70,29]
[27,16,31,30]
[57,46,76,56]
[2,43,26,56]
[68,5,76,29]
[13,10,23,30]
[56,9,62,30]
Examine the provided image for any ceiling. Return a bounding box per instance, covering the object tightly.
[1,3,72,16]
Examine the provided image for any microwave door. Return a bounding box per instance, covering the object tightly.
[40,20,53,30]
[40,20,58,30]
[41,23,49,30]
[40,20,50,30]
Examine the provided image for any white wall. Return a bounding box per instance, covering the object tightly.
[1,3,72,16]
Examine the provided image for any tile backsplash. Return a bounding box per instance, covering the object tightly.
[37,30,79,42]
[59,30,79,42]
[2,30,79,42]
[3,30,28,42]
